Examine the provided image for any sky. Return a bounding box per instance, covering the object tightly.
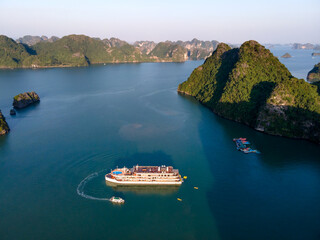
[1,0,319,44]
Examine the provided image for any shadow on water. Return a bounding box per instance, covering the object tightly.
[202,121,320,240]
[106,182,180,195]
[0,135,8,151]
[212,113,320,168]
[178,78,320,239]
[14,102,40,115]
[110,151,179,195]
[199,112,320,240]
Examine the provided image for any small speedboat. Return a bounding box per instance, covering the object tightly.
[110,196,125,204]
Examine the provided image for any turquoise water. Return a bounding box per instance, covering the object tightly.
[0,50,320,240]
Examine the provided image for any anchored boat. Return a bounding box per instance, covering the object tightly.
[110,196,125,204]
[105,165,183,186]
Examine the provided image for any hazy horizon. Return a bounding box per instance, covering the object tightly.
[1,0,319,44]
[6,34,320,46]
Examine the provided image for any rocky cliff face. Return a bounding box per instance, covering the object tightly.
[178,41,320,144]
[133,41,157,54]
[149,42,188,62]
[307,63,320,83]
[134,39,219,60]
[175,38,219,60]
[13,92,40,109]
[0,110,10,136]
[102,38,128,48]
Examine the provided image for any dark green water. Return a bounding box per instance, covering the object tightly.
[0,60,320,240]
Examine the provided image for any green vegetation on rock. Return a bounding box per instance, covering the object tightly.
[178,40,320,143]
[0,35,219,68]
[13,91,40,109]
[307,63,320,82]
[0,110,10,136]
[0,35,34,68]
[149,42,188,62]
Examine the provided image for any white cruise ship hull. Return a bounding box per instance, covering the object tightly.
[105,175,183,185]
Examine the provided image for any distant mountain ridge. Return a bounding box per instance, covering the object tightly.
[16,35,59,46]
[292,43,320,50]
[0,35,220,68]
[134,38,219,60]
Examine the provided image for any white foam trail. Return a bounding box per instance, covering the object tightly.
[77,171,110,201]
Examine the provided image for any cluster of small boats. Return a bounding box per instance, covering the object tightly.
[233,138,260,154]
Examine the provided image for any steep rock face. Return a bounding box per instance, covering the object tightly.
[0,110,10,136]
[178,40,320,143]
[307,63,320,82]
[13,92,40,109]
[149,42,188,62]
[133,41,157,54]
[175,38,219,60]
[134,39,219,60]
[102,38,128,48]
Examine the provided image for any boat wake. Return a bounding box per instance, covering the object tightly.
[76,171,110,201]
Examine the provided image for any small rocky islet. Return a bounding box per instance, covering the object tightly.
[13,91,40,109]
[10,109,16,115]
[281,53,292,58]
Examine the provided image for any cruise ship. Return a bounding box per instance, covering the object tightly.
[105,165,183,185]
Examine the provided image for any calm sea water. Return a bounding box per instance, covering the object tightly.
[0,48,320,240]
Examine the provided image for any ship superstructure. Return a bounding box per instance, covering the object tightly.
[105,165,183,185]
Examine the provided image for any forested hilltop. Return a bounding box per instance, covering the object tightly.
[178,41,320,144]
[0,35,219,68]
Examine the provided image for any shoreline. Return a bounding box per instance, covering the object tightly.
[0,59,195,70]
[177,90,320,145]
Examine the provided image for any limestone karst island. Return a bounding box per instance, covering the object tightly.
[178,41,320,144]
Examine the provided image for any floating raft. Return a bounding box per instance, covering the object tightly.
[233,138,260,154]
